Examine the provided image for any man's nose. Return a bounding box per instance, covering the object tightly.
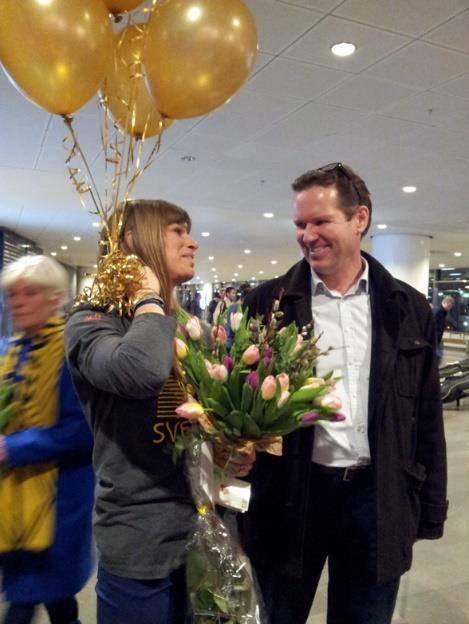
[303,223,319,242]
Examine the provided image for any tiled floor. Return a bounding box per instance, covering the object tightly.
[3,350,469,623]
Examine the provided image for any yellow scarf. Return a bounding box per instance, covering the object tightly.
[0,317,64,552]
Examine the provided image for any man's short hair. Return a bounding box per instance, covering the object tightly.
[292,163,372,236]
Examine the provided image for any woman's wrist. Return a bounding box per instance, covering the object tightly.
[132,291,166,317]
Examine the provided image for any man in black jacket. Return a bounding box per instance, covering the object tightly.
[243,163,448,624]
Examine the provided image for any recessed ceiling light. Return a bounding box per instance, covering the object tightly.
[270,260,277,265]
[263,212,274,218]
[214,274,218,279]
[331,42,357,57]
[441,267,455,271]
[21,244,31,249]
[251,276,256,280]
[454,252,462,257]
[237,264,243,269]
[50,252,57,256]
[377,224,387,230]
[234,272,239,277]
[244,249,251,254]
[60,245,68,250]
[439,264,445,268]
[201,232,210,237]
[208,256,214,261]
[92,222,100,228]
[274,275,279,278]
[181,155,196,161]
[402,185,417,193]
[211,267,216,272]
[73,236,81,241]
[259,270,264,275]
[93,264,98,269]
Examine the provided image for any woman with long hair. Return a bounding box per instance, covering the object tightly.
[64,199,200,624]
[0,255,94,624]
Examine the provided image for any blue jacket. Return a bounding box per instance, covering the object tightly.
[1,363,95,603]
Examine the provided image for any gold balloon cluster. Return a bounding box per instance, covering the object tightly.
[0,0,258,312]
[0,0,258,123]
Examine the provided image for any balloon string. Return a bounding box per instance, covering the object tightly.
[62,114,106,220]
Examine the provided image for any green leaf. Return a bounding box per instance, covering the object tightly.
[240,382,254,414]
[241,413,262,438]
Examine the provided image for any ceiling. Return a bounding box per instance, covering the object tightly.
[1,0,469,286]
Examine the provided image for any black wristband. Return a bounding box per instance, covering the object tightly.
[133,296,165,314]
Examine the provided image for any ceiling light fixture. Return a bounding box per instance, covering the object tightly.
[237,264,243,269]
[377,224,387,230]
[438,264,445,268]
[92,222,100,228]
[208,256,214,261]
[73,236,81,241]
[50,252,57,256]
[402,185,417,193]
[201,232,210,237]
[270,260,277,264]
[259,270,264,275]
[60,245,68,250]
[331,42,357,57]
[454,252,462,257]
[244,249,251,254]
[263,212,274,218]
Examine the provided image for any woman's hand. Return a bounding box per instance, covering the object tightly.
[138,265,161,296]
[213,440,256,478]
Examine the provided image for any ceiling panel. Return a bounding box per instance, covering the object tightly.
[423,9,469,53]
[284,16,411,71]
[335,0,469,36]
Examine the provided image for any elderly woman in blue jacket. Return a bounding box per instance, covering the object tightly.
[0,255,94,624]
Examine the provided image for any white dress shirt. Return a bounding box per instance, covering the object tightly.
[311,260,372,467]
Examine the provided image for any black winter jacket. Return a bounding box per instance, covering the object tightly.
[242,252,448,584]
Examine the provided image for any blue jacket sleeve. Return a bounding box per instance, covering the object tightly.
[5,363,93,468]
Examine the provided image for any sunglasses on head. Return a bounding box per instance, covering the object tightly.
[317,162,363,205]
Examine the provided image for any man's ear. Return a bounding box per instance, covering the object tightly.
[355,205,370,235]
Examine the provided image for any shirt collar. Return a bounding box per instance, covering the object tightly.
[311,257,369,297]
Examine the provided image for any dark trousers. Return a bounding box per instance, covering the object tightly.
[3,598,79,624]
[96,564,187,624]
[256,465,400,624]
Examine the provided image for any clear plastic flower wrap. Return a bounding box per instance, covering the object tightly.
[185,436,265,624]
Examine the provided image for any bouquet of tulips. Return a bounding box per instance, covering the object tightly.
[175,302,343,448]
[174,301,343,623]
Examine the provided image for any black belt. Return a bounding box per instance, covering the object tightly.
[312,462,372,482]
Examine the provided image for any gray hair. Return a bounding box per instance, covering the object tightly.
[1,255,69,302]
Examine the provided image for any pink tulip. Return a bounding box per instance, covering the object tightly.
[276,373,289,392]
[209,364,229,382]
[211,325,227,345]
[246,371,259,390]
[260,375,277,400]
[175,338,188,360]
[293,334,304,353]
[175,398,204,420]
[242,345,260,366]
[277,390,290,408]
[177,323,189,339]
[316,395,342,411]
[186,317,202,341]
[301,376,325,390]
[230,311,244,331]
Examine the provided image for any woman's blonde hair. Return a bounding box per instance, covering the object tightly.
[118,199,192,309]
[1,255,69,303]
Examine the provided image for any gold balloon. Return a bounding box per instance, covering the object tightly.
[0,0,113,115]
[103,24,172,139]
[145,0,258,119]
[104,0,144,14]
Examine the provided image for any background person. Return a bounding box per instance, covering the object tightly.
[0,255,94,624]
[434,295,455,363]
[242,163,448,624]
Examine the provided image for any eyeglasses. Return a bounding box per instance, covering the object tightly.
[317,162,362,205]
